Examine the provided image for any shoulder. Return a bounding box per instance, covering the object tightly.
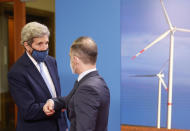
[46,55,56,62]
[8,54,27,77]
[8,63,27,86]
[83,74,107,88]
[78,74,108,95]
[46,55,56,60]
[45,55,59,70]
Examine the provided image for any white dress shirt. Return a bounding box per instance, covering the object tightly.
[78,68,97,82]
[26,51,57,98]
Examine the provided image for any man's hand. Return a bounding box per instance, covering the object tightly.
[43,99,55,116]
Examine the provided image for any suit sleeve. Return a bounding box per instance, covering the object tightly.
[74,85,100,131]
[8,71,53,121]
[53,81,79,110]
[52,59,67,110]
[52,96,67,110]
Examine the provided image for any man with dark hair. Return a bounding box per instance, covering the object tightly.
[43,36,110,131]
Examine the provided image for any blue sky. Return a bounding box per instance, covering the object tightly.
[121,0,190,129]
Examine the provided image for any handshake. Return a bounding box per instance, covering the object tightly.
[43,99,67,116]
[43,99,55,116]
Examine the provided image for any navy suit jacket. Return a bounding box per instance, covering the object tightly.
[8,52,68,131]
[53,71,110,131]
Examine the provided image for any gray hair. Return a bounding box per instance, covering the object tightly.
[21,22,50,45]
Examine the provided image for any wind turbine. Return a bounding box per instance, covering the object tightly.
[130,61,168,129]
[131,0,190,129]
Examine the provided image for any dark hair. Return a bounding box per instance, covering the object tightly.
[71,36,97,64]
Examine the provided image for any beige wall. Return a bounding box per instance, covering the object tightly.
[26,0,55,12]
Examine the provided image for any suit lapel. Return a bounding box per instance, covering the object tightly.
[22,53,52,97]
[44,58,60,96]
[67,71,99,102]
[67,71,99,119]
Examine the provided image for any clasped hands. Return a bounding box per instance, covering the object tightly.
[43,99,55,116]
[43,99,66,116]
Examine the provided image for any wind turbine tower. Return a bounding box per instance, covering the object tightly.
[132,0,190,129]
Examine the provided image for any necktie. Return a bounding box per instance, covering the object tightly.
[38,62,56,98]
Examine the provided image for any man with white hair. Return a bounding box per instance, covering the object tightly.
[8,22,68,131]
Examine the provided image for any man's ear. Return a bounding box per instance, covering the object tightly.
[73,56,80,64]
[24,42,32,53]
[23,42,29,48]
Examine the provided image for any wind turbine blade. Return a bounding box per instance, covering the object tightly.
[129,74,157,77]
[132,30,170,59]
[159,77,168,91]
[175,27,190,33]
[160,0,173,29]
[159,59,169,73]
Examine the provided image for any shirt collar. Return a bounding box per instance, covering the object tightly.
[26,51,38,66]
[78,68,96,82]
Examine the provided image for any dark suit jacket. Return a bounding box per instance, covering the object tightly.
[8,52,68,131]
[53,71,110,131]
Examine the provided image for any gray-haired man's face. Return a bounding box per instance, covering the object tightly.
[24,35,49,55]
